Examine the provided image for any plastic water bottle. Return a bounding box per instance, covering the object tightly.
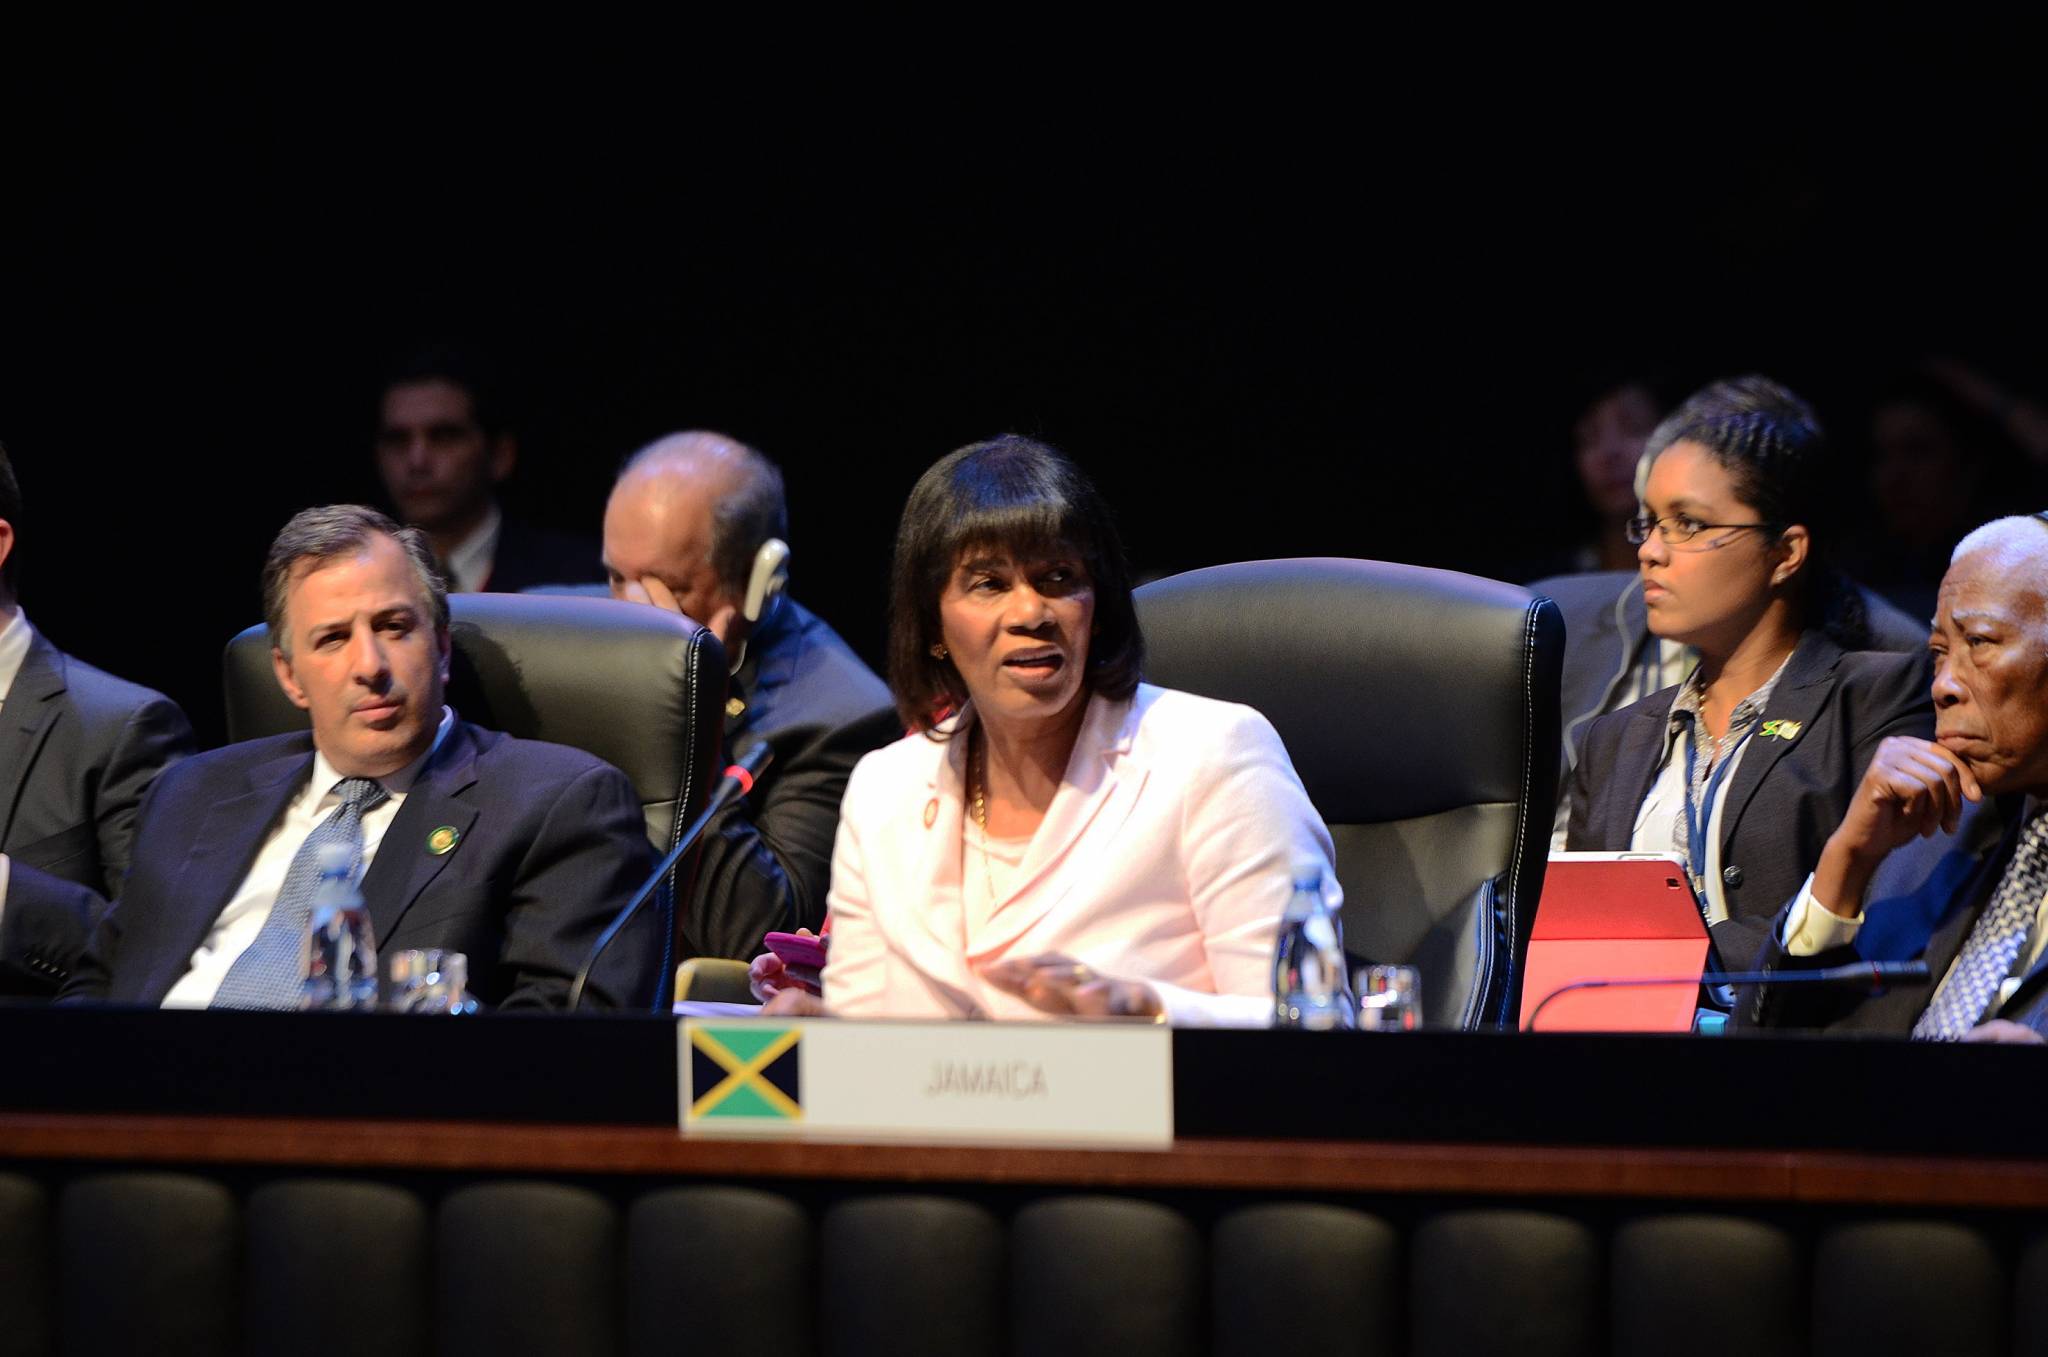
[1272,861,1356,1030]
[300,843,379,1010]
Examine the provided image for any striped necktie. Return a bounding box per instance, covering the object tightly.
[1913,810,2048,1041]
[211,776,388,1010]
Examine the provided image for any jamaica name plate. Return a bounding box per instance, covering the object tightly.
[679,1018,1173,1148]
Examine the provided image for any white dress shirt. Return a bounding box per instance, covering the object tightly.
[160,707,454,1008]
[1626,654,1792,925]
[443,503,502,593]
[1630,737,1759,926]
[0,608,34,923]
[0,607,31,714]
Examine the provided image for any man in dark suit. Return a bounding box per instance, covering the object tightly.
[374,347,602,593]
[1741,515,2048,1041]
[61,505,657,1009]
[603,432,896,960]
[0,444,194,994]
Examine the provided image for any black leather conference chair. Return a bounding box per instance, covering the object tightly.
[222,593,727,1010]
[1134,558,1563,1029]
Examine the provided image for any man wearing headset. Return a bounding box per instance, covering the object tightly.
[603,433,895,960]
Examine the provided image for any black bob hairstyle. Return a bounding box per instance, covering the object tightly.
[887,435,1144,735]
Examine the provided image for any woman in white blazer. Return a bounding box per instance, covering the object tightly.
[761,435,1336,1025]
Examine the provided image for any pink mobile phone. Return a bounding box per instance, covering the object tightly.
[763,931,829,971]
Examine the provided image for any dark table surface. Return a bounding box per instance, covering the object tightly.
[2,1006,2031,1159]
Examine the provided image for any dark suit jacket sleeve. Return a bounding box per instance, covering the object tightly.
[497,761,661,1011]
[1,859,107,995]
[92,693,196,895]
[1728,649,1941,1016]
[58,895,119,1000]
[1734,896,1869,1031]
[683,705,901,961]
[56,749,192,1003]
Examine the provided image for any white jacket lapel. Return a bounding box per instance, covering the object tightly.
[871,719,985,1007]
[964,693,1149,962]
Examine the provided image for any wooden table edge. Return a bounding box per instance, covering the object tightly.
[5,1114,2045,1207]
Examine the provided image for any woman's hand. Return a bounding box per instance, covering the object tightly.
[748,928,824,1002]
[981,953,1163,1020]
[761,987,827,1016]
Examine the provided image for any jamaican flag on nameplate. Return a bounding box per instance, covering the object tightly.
[686,1023,802,1123]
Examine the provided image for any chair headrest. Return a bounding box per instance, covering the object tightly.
[223,593,726,809]
[1135,557,1560,822]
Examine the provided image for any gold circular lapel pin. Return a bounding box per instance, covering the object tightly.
[427,826,461,855]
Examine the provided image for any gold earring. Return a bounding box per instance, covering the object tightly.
[930,643,949,660]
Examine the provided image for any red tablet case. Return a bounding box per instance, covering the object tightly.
[1518,854,1711,1033]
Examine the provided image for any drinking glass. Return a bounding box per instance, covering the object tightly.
[1355,965,1422,1031]
[385,949,476,1014]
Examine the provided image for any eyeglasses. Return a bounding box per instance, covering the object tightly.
[1625,512,1778,546]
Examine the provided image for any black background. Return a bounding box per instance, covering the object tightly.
[5,11,2046,745]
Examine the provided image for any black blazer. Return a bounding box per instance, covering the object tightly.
[1566,630,1933,969]
[1,630,194,993]
[60,719,659,1009]
[1737,795,2048,1035]
[1532,570,1930,779]
[481,515,603,593]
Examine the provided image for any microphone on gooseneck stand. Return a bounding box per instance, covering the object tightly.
[1521,960,1932,1033]
[568,743,776,1014]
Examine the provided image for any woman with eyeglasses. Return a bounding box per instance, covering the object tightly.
[1565,398,1933,986]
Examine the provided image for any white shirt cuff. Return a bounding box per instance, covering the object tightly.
[1780,871,1865,956]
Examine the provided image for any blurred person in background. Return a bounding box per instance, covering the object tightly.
[1525,371,1672,580]
[1570,373,1671,575]
[1841,370,2020,624]
[374,345,602,593]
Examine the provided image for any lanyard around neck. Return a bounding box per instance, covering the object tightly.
[1681,718,1757,890]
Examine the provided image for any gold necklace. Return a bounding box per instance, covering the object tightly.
[969,731,999,908]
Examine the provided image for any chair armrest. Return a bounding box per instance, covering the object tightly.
[675,957,755,1004]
